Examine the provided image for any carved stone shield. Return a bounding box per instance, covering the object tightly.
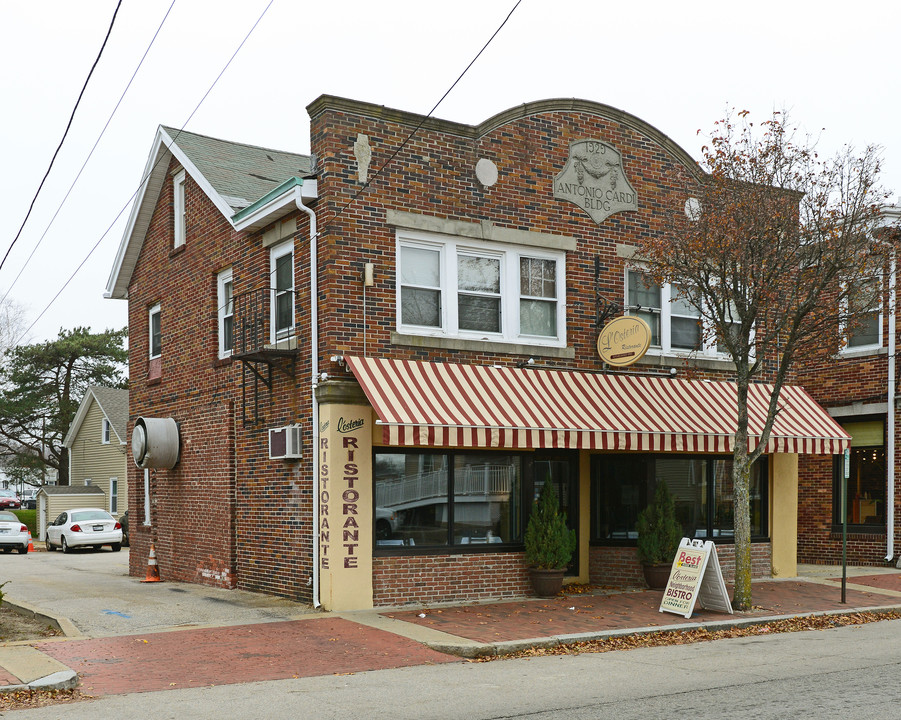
[554,140,638,225]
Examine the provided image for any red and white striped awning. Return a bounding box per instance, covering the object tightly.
[345,356,849,454]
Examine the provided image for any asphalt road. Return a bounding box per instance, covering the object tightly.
[7,614,901,718]
[0,548,313,636]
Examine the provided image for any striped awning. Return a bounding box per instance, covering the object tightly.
[345,356,849,455]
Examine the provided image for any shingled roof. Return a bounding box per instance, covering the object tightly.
[63,387,129,447]
[159,126,314,213]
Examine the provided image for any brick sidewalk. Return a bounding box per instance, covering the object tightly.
[36,616,457,696]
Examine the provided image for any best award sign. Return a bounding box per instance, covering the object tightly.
[659,538,733,618]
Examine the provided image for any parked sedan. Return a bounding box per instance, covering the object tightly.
[0,490,20,510]
[45,508,122,553]
[0,511,29,553]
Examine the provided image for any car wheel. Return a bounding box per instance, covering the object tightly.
[46,538,54,551]
[1,548,10,554]
[61,536,70,553]
[17,545,27,554]
[111,543,121,552]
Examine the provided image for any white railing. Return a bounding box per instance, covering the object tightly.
[376,464,515,509]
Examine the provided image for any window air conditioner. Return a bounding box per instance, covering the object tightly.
[269,425,302,460]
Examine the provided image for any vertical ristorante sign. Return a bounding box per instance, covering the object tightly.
[554,140,638,225]
[318,404,373,611]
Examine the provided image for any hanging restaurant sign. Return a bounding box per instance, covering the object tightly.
[597,315,651,366]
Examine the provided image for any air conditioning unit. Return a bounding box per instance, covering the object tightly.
[269,425,302,460]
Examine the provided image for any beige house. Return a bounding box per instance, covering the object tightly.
[62,387,129,519]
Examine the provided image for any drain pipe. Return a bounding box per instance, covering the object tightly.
[295,185,320,607]
[887,253,896,563]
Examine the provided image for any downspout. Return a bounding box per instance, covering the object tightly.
[295,186,320,607]
[889,254,897,562]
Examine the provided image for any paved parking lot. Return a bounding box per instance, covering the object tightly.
[0,548,314,637]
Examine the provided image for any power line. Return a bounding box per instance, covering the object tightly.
[0,0,177,309]
[0,0,122,272]
[321,0,522,238]
[16,0,275,344]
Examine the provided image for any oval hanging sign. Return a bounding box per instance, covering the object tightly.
[597,316,651,367]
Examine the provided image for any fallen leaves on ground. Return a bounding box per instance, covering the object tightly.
[0,689,91,710]
[471,610,901,662]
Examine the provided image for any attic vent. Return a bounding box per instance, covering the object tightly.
[269,425,302,460]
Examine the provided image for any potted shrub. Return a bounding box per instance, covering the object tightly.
[524,481,577,597]
[636,480,683,589]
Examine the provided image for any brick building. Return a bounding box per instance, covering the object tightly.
[105,96,849,610]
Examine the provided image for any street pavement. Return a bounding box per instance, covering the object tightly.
[3,546,901,697]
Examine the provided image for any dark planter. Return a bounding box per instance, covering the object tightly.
[642,562,672,590]
[529,567,566,597]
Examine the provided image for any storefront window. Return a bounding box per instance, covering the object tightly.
[833,419,886,528]
[374,451,522,548]
[590,454,766,543]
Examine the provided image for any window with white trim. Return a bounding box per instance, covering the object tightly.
[110,478,118,514]
[626,270,739,358]
[149,303,161,359]
[101,418,111,444]
[397,231,565,346]
[842,278,882,352]
[173,169,186,249]
[270,242,294,342]
[217,268,234,358]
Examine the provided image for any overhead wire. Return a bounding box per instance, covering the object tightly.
[16,0,275,344]
[0,0,178,310]
[0,0,122,272]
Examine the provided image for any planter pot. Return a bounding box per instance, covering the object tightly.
[529,567,566,597]
[642,562,672,590]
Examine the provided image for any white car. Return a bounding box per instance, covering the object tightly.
[45,508,123,553]
[0,511,29,554]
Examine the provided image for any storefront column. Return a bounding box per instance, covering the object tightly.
[770,453,799,577]
[316,381,374,611]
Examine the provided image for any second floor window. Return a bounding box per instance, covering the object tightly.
[270,242,294,341]
[149,303,161,359]
[218,269,234,357]
[397,231,565,347]
[844,279,881,351]
[101,418,111,444]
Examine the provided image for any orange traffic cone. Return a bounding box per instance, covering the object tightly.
[27,533,34,553]
[141,542,161,583]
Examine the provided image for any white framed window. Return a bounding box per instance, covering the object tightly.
[149,303,161,359]
[270,242,294,342]
[101,418,111,444]
[625,270,739,358]
[396,230,566,346]
[217,268,234,358]
[110,478,118,514]
[842,278,882,353]
[173,169,186,249]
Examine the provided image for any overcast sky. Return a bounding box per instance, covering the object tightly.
[1,0,898,346]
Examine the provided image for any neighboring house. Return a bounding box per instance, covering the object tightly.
[63,387,129,519]
[36,485,106,542]
[796,206,901,567]
[105,96,848,611]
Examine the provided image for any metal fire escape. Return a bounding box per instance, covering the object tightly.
[231,287,298,425]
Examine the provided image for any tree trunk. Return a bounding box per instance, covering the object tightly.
[731,446,753,610]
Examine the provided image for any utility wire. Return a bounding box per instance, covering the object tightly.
[0,0,177,309]
[320,0,522,237]
[1,0,122,272]
[16,0,275,344]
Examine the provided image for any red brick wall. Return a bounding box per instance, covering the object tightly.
[588,543,772,588]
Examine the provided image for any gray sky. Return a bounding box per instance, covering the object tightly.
[1,0,898,344]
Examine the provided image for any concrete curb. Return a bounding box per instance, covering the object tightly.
[4,599,82,639]
[421,603,901,658]
[0,669,79,694]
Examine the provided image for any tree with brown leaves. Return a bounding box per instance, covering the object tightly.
[635,110,895,610]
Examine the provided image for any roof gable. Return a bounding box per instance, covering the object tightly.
[105,126,314,299]
[63,387,129,447]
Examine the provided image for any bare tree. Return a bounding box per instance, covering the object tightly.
[635,110,895,610]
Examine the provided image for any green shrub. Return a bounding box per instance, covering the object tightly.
[636,480,683,565]
[12,509,36,538]
[524,482,576,570]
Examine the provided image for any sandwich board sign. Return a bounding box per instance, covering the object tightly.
[659,538,733,618]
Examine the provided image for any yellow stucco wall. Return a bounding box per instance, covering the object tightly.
[770,453,799,577]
